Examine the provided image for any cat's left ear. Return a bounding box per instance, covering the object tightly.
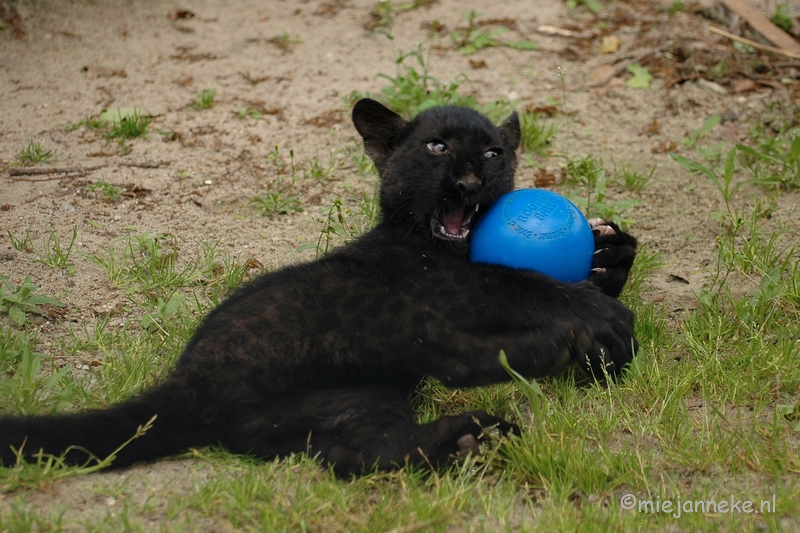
[499,112,521,152]
[352,99,408,166]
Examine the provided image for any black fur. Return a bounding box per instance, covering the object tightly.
[0,99,638,477]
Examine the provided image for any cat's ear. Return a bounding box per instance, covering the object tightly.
[352,99,408,166]
[499,112,521,152]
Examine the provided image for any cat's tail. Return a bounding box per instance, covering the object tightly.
[0,376,209,469]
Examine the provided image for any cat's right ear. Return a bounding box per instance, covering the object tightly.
[352,99,408,166]
[499,112,521,152]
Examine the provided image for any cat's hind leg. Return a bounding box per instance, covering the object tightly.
[219,386,517,478]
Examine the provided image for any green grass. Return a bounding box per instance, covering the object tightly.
[301,192,380,257]
[6,228,33,253]
[252,190,303,216]
[2,155,799,530]
[738,129,800,189]
[349,27,534,126]
[15,140,56,166]
[66,108,152,155]
[562,154,641,227]
[268,32,302,52]
[771,4,794,33]
[0,276,63,328]
[345,139,378,178]
[619,164,655,194]
[191,88,217,110]
[234,106,262,120]
[302,151,340,181]
[450,11,537,55]
[103,112,152,141]
[519,110,558,155]
[251,146,306,216]
[85,179,123,202]
[565,0,606,14]
[33,227,78,272]
[88,233,253,309]
[366,0,435,30]
[0,330,76,416]
[683,115,721,149]
[348,28,478,118]
[2,38,800,531]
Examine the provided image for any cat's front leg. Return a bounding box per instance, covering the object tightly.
[424,312,635,387]
[587,219,637,298]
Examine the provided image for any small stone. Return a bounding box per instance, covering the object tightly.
[720,108,739,123]
[696,78,727,94]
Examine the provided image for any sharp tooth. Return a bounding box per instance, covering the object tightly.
[462,229,470,238]
[439,225,447,236]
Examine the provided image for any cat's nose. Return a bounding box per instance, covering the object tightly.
[456,175,482,195]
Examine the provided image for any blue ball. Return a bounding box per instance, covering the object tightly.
[470,189,594,283]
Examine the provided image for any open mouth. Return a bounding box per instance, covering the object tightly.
[431,204,479,242]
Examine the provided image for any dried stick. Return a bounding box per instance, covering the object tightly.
[709,25,800,60]
[7,166,106,180]
[7,161,170,181]
[119,161,171,168]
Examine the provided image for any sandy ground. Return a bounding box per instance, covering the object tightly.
[1,0,799,528]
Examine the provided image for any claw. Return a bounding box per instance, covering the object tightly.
[587,217,606,227]
[457,434,480,457]
[594,225,616,237]
[588,218,616,236]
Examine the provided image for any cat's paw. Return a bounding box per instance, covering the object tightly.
[434,411,519,460]
[581,335,638,382]
[578,304,638,381]
[587,219,637,298]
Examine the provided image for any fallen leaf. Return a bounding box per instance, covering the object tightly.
[626,63,652,89]
[526,104,559,117]
[598,35,621,54]
[534,168,556,187]
[168,9,195,21]
[302,109,344,128]
[651,140,677,153]
[590,64,615,84]
[640,118,660,136]
[176,76,194,87]
[122,185,152,198]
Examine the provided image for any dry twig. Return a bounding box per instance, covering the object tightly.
[7,166,106,180]
[709,26,800,60]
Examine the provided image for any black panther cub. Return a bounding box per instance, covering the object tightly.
[0,99,637,477]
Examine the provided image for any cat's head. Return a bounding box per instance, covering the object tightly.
[352,98,520,250]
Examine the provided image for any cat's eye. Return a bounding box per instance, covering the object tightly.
[426,141,448,155]
[484,149,501,160]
